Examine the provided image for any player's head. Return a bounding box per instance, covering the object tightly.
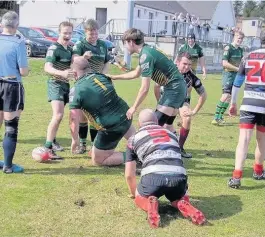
[233,31,244,46]
[83,19,99,44]
[1,11,19,34]
[122,28,145,54]
[58,21,73,44]
[176,52,192,74]
[138,109,158,127]
[187,33,195,46]
[71,56,91,79]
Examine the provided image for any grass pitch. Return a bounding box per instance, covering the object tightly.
[0,58,264,237]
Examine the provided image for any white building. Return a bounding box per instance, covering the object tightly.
[241,17,264,38]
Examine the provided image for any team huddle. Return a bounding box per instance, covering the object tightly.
[1,11,265,229]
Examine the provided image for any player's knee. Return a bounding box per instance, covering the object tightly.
[166,116,176,125]
[4,117,19,139]
[183,116,191,126]
[53,113,64,122]
[155,110,170,126]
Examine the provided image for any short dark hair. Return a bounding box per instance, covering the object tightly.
[177,52,192,61]
[122,28,145,45]
[59,21,73,32]
[83,19,99,30]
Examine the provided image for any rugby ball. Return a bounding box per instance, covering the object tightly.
[32,147,50,163]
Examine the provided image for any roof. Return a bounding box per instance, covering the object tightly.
[178,1,219,20]
[134,1,187,15]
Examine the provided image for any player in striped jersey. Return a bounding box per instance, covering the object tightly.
[108,28,186,130]
[72,19,111,154]
[228,36,265,188]
[125,109,206,228]
[43,21,75,159]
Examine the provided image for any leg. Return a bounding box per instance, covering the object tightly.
[76,112,89,154]
[155,105,174,126]
[164,108,178,133]
[0,111,3,129]
[179,104,192,158]
[228,111,255,188]
[123,124,136,140]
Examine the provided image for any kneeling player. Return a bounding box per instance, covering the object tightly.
[125,109,206,228]
[69,57,135,166]
[155,53,207,158]
[228,43,265,188]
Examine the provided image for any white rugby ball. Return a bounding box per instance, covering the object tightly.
[32,147,50,163]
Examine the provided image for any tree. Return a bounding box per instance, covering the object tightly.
[243,0,257,17]
[233,0,244,17]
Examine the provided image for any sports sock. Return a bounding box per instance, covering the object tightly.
[218,102,229,120]
[44,141,53,149]
[53,138,56,143]
[179,127,190,150]
[89,126,98,143]
[253,163,263,176]
[232,169,243,179]
[214,101,223,120]
[79,123,88,145]
[135,195,149,212]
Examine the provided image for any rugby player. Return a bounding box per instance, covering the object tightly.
[43,21,75,159]
[108,28,187,130]
[125,109,206,228]
[228,35,265,188]
[155,52,207,158]
[72,19,111,154]
[175,33,206,79]
[0,11,28,173]
[69,57,135,166]
[212,31,245,125]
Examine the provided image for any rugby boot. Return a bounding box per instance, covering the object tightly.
[147,196,160,229]
[181,149,192,159]
[74,144,87,154]
[46,148,63,160]
[52,141,64,152]
[228,177,241,189]
[172,199,206,225]
[253,171,265,180]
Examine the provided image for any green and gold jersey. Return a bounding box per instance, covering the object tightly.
[69,73,129,131]
[222,44,243,71]
[178,43,204,71]
[73,39,110,73]
[139,44,183,86]
[45,42,72,82]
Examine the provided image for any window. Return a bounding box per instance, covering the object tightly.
[165,16,168,30]
[137,9,141,18]
[252,21,256,26]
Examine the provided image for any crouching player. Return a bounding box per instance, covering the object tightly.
[69,57,135,166]
[155,52,207,158]
[125,109,206,228]
[228,38,265,188]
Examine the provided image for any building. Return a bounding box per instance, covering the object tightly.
[241,17,264,37]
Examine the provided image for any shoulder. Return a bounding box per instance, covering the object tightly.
[179,44,186,50]
[98,39,107,46]
[195,43,202,50]
[48,43,58,51]
[224,44,230,51]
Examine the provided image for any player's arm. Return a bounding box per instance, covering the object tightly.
[222,45,238,72]
[109,65,141,80]
[192,76,207,115]
[154,83,161,102]
[198,47,207,78]
[125,139,137,198]
[17,41,29,77]
[229,59,246,116]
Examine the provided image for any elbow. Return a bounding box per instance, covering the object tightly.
[20,68,29,77]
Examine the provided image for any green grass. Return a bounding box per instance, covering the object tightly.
[0,58,265,237]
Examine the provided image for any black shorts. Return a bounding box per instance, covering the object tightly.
[137,173,188,202]
[0,81,24,112]
[240,110,265,132]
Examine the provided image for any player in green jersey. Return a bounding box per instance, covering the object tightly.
[176,33,206,79]
[108,28,186,131]
[69,57,135,166]
[72,19,111,154]
[43,21,75,159]
[212,31,244,125]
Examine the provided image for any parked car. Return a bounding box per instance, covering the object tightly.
[72,29,115,51]
[31,27,74,47]
[17,26,52,57]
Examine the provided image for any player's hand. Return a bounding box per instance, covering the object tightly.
[61,69,76,80]
[202,72,207,80]
[126,107,136,120]
[182,109,194,117]
[71,139,79,154]
[83,51,92,60]
[229,104,237,117]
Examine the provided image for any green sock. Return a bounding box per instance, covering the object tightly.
[214,101,223,119]
[218,102,229,120]
[45,141,53,149]
[122,152,126,163]
[80,138,86,146]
